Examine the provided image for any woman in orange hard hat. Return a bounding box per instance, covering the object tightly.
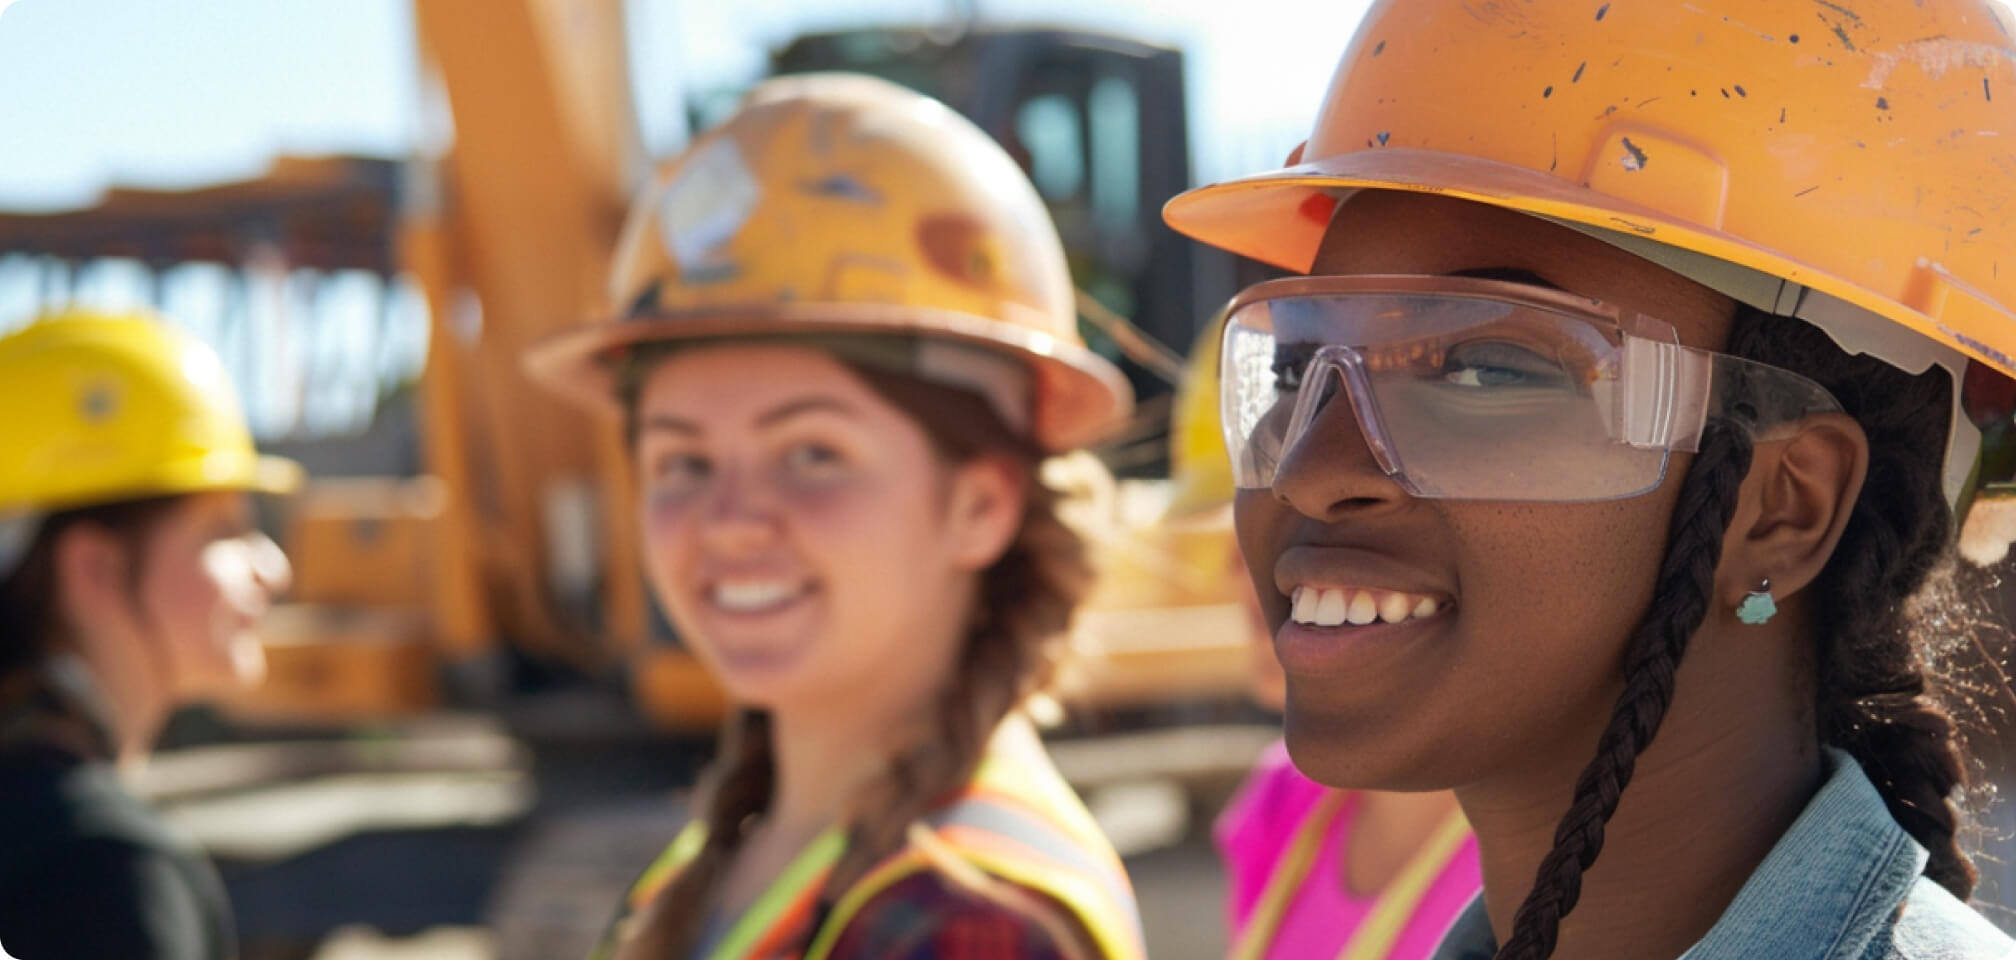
[1166,1,2016,958]
[529,73,1145,960]
[0,311,297,960]
[1166,319,1481,960]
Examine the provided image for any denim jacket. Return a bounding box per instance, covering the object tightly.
[1430,748,2016,960]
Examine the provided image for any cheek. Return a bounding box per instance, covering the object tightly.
[1439,495,1676,713]
[142,546,235,651]
[1234,490,1295,617]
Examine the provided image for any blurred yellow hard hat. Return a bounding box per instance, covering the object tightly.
[1164,309,1235,522]
[526,72,1133,453]
[0,310,302,517]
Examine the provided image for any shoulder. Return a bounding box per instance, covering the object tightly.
[1868,878,2016,960]
[0,755,187,884]
[821,868,1085,960]
[0,834,227,960]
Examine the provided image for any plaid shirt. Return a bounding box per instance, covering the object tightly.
[815,870,1074,960]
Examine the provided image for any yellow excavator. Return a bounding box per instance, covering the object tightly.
[0,0,1259,734]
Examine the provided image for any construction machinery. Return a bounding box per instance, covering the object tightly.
[0,1,1259,734]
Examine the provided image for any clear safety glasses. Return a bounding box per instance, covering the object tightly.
[1220,275,1844,502]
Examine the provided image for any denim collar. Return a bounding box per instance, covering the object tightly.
[1431,748,1924,960]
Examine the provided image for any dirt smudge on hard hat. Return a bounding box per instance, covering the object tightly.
[1620,137,1649,171]
[1812,2,1862,53]
[801,174,882,206]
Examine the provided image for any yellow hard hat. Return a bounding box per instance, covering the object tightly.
[0,310,302,516]
[526,72,1134,453]
[1164,308,1235,521]
[1165,0,2016,507]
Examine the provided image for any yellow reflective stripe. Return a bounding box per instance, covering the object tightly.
[973,753,1123,873]
[630,820,709,911]
[801,848,931,960]
[1228,790,1351,960]
[1334,809,1472,960]
[705,827,845,960]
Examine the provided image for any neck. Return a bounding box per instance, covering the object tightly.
[65,639,167,764]
[764,704,919,836]
[1457,623,1822,959]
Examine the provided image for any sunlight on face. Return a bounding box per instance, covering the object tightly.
[631,345,978,711]
[139,491,292,699]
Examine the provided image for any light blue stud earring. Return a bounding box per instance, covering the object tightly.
[1736,578,1777,625]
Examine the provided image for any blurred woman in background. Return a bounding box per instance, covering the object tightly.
[0,310,296,960]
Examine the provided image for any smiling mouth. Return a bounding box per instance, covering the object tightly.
[709,578,815,615]
[1288,586,1445,628]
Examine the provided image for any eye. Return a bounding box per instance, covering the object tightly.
[781,441,847,478]
[1439,341,1572,389]
[649,452,711,491]
[1272,342,1318,392]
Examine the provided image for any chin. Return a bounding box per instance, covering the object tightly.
[227,635,269,687]
[1281,696,1461,793]
[710,653,829,710]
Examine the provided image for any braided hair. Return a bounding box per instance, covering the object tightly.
[1496,306,1980,959]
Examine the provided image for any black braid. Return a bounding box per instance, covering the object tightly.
[1725,309,1977,898]
[1494,421,1755,960]
[1499,305,1983,960]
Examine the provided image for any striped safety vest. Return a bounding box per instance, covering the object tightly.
[589,733,1146,960]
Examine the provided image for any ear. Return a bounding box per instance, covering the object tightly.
[53,523,137,634]
[1718,413,1869,612]
[943,455,1029,572]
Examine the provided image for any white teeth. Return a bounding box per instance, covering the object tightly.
[1314,589,1347,627]
[1288,587,1446,627]
[713,580,803,612]
[1346,591,1379,625]
[1292,587,1317,624]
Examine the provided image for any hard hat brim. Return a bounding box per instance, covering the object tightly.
[1164,147,2016,379]
[523,303,1136,453]
[249,455,306,496]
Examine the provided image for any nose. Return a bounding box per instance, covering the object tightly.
[1269,382,1412,524]
[250,532,293,599]
[695,470,781,555]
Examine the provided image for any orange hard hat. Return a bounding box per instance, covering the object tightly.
[1166,0,2016,508]
[527,72,1133,453]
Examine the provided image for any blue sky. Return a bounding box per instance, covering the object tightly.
[0,0,1374,211]
[0,0,1374,437]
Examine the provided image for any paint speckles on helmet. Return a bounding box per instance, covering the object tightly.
[525,72,1133,452]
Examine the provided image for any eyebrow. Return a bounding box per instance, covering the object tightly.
[637,395,861,436]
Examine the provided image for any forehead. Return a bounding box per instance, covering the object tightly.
[1311,192,1736,351]
[640,343,859,404]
